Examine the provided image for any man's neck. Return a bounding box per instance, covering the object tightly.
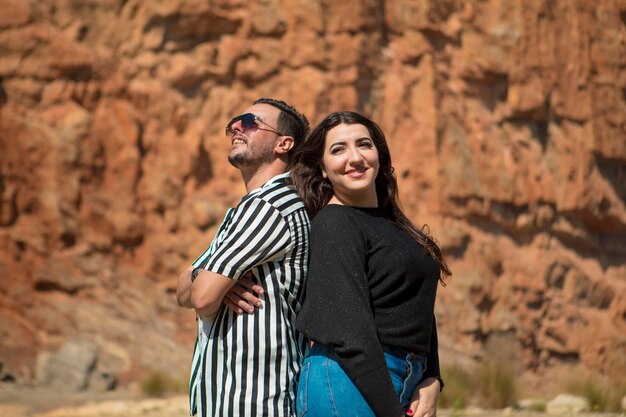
[240,163,288,193]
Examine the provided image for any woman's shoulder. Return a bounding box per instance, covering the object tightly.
[314,204,364,221]
[312,204,382,229]
[310,205,372,247]
[311,204,348,226]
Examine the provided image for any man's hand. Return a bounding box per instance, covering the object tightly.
[176,267,194,309]
[223,273,264,314]
[406,377,440,417]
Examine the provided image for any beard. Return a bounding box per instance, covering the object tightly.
[228,142,275,168]
[228,153,248,167]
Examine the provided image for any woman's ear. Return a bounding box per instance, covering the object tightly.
[321,166,327,178]
[275,136,294,155]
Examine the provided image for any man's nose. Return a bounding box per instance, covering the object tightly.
[230,119,244,134]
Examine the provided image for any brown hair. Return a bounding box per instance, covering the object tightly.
[289,111,451,283]
[253,98,310,159]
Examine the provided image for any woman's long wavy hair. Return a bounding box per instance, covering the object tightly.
[289,111,451,282]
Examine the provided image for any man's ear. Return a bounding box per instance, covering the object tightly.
[275,135,294,155]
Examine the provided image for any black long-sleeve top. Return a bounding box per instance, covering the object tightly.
[296,205,442,417]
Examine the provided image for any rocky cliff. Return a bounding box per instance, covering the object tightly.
[1,0,625,393]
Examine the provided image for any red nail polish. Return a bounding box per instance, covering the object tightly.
[406,410,414,416]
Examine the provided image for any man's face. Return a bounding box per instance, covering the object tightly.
[226,103,282,169]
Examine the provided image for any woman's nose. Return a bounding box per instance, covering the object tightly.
[347,147,364,164]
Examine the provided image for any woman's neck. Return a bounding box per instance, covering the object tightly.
[328,193,378,208]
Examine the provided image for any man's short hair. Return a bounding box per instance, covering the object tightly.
[253,98,310,156]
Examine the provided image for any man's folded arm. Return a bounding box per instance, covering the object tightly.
[190,269,238,318]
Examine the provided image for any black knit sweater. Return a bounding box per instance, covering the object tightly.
[296,204,442,417]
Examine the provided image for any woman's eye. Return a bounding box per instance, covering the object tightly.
[330,147,344,154]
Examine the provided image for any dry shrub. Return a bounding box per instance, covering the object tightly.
[566,374,626,412]
[477,361,517,408]
[438,361,517,409]
[140,370,187,397]
[439,363,473,408]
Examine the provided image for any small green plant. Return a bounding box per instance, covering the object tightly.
[449,397,466,417]
[528,401,546,412]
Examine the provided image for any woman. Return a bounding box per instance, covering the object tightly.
[290,112,451,417]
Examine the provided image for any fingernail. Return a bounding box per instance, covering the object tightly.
[256,301,263,307]
[406,410,414,416]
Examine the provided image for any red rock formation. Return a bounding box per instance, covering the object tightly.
[0,0,624,392]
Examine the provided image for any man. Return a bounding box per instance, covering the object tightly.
[176,98,310,417]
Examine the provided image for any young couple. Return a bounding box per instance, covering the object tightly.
[176,98,451,417]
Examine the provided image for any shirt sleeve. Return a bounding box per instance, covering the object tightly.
[296,209,404,417]
[422,316,444,390]
[200,197,291,280]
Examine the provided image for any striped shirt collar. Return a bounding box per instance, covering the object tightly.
[247,172,290,197]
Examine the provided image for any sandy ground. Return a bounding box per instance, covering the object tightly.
[0,385,624,417]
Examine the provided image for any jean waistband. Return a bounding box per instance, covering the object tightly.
[310,343,426,361]
[309,343,331,356]
[382,344,427,361]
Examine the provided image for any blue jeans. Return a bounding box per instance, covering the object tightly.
[296,344,426,417]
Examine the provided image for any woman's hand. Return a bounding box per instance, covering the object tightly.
[406,377,440,417]
[223,272,264,314]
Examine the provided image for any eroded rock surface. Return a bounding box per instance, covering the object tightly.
[0,0,624,393]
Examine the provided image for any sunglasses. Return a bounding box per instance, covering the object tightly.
[225,113,283,137]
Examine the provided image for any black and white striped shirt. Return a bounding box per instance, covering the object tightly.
[188,173,310,417]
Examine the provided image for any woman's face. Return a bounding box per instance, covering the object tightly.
[322,123,380,207]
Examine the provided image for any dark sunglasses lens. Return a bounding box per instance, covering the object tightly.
[225,113,257,136]
[240,113,256,129]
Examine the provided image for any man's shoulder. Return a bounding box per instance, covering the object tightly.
[243,178,306,218]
